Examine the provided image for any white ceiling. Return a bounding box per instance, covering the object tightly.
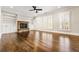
[1,6,62,19]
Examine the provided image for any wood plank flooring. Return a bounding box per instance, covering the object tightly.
[0,30,79,52]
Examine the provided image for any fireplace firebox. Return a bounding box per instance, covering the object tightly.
[17,21,29,32]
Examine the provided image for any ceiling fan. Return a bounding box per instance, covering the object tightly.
[29,6,42,13]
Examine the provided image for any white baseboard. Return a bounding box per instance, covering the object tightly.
[0,31,16,39]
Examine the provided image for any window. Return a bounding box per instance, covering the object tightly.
[58,11,71,31]
[32,11,71,32]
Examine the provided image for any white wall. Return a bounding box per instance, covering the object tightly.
[71,7,79,33]
[0,7,2,38]
[1,10,31,34]
[1,11,17,34]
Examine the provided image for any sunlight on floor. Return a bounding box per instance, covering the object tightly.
[59,36,71,52]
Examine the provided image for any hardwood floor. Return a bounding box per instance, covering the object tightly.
[0,30,79,52]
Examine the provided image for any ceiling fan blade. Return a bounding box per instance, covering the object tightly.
[32,6,36,10]
[29,9,34,11]
[29,6,42,13]
[36,9,42,11]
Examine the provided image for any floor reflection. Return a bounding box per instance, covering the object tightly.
[59,36,71,52]
[0,30,79,52]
